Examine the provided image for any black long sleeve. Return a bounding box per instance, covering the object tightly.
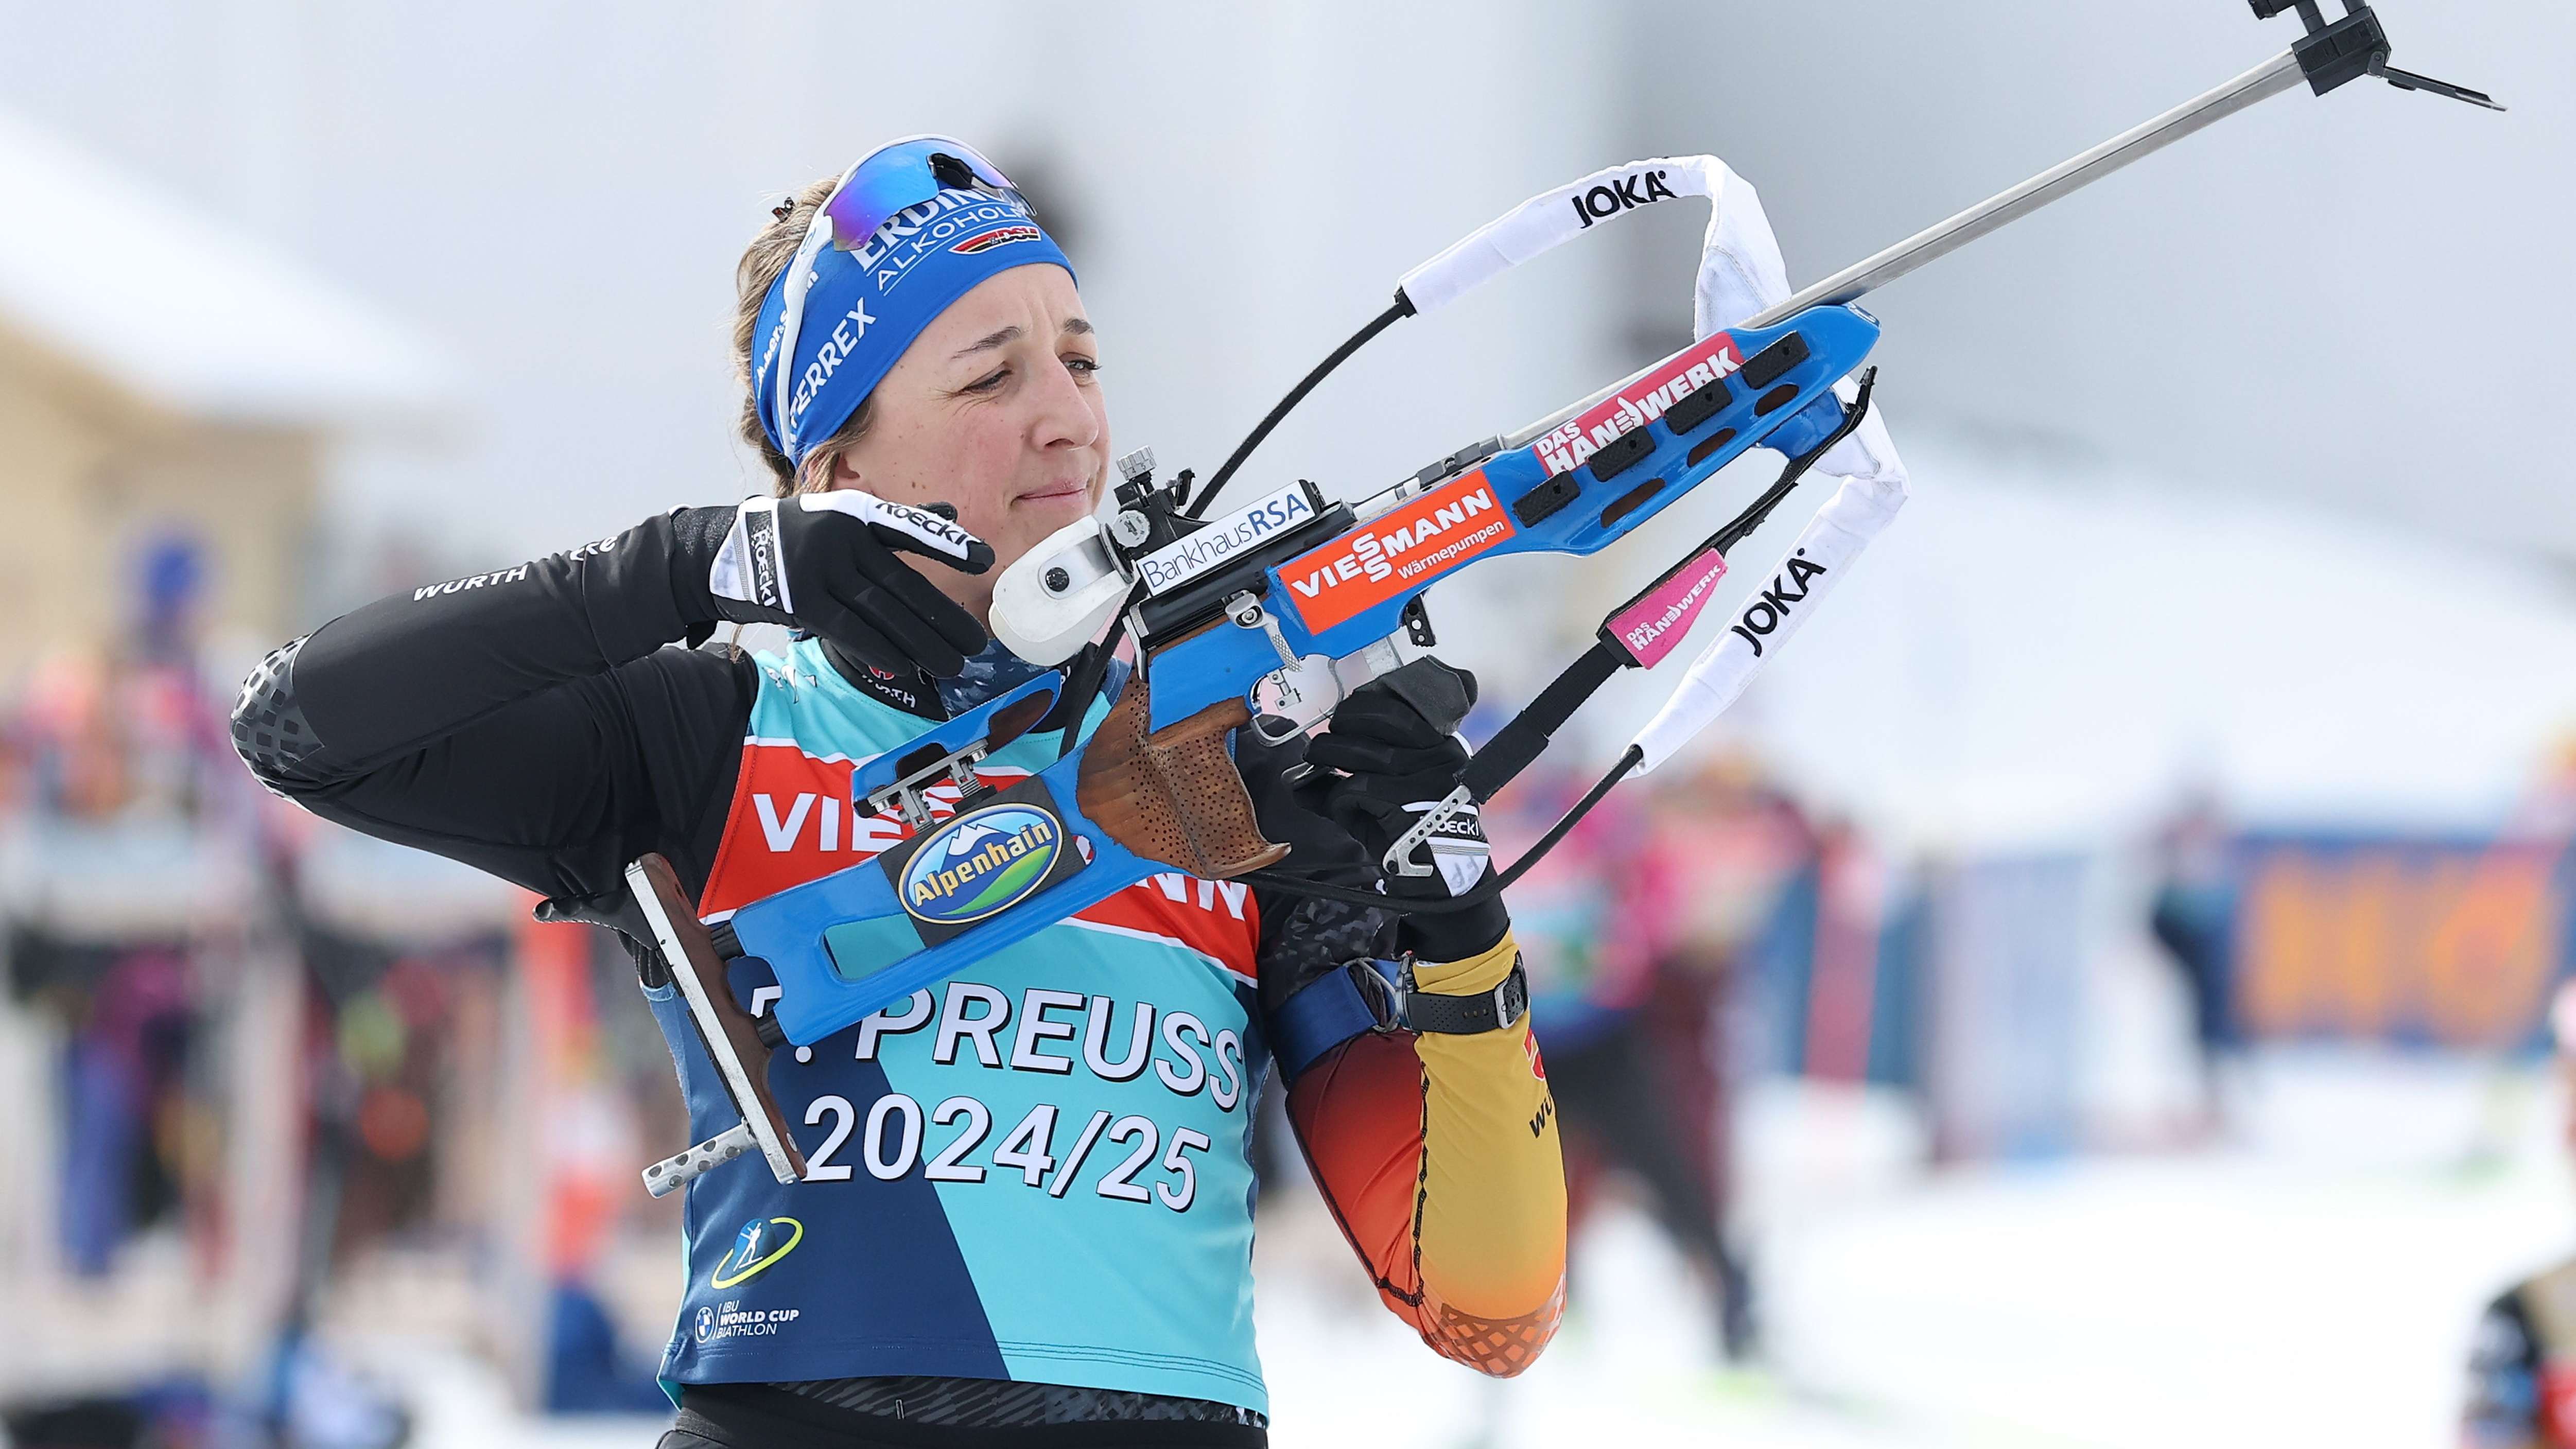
[233,510,755,904]
[233,505,1390,973]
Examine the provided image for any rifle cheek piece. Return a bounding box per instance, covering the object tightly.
[992,515,1132,667]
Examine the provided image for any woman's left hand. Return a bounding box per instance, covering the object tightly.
[1295,658,1510,963]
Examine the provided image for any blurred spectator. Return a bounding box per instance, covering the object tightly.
[1,1380,212,1449]
[0,534,469,1439]
[2148,792,2240,1140]
[1492,750,1816,1362]
[2461,980,2576,1447]
[2,535,252,1276]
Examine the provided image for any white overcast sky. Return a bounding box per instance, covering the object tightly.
[0,0,2564,583]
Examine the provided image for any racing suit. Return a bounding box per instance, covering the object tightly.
[230,509,1565,1445]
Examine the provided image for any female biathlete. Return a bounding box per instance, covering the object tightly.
[230,138,1565,1447]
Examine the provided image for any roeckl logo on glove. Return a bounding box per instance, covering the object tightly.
[875,501,979,562]
[1407,802,1493,894]
[1419,809,1489,845]
[744,508,786,609]
[1570,167,1676,228]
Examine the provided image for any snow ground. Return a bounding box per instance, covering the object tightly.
[1746,1051,2572,1448]
[358,1049,2572,1448]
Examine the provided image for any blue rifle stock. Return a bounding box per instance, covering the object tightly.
[731,305,1881,1047]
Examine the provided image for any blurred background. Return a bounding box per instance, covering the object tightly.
[1,1,2569,1444]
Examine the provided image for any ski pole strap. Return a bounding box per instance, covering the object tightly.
[1458,640,1623,804]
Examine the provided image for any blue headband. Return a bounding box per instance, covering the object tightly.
[751,188,1074,465]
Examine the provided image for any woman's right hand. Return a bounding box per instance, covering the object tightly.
[692,492,995,677]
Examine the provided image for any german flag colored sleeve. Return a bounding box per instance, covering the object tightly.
[1284,934,1568,1374]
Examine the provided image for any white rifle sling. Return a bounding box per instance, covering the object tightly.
[1629,467,1907,774]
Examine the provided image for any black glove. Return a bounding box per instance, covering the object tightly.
[1234,722,1399,1014]
[1295,657,1510,962]
[680,492,995,677]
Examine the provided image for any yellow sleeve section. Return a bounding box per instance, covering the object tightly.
[1409,933,1568,1323]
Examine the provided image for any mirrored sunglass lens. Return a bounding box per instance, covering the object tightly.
[820,138,1016,251]
[821,165,931,251]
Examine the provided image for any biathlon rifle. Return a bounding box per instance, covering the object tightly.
[621,3,2496,1195]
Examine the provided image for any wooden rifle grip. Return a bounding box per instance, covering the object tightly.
[1076,678,1289,878]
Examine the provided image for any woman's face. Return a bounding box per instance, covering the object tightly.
[827,264,1108,626]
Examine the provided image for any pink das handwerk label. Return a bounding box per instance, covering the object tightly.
[1607,550,1730,667]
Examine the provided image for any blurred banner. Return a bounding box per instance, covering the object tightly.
[2231,833,2570,1051]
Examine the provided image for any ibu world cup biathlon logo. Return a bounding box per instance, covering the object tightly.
[897,803,1063,926]
[709,1215,803,1289]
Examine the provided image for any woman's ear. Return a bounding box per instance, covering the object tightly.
[796,449,858,496]
[827,449,872,495]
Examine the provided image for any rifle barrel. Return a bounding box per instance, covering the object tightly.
[1745,48,2305,327]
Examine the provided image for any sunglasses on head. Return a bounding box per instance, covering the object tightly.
[773,135,1031,453]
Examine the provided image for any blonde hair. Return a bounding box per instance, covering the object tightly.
[733,176,875,497]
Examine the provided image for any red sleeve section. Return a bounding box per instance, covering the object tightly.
[1286,1022,1567,1376]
